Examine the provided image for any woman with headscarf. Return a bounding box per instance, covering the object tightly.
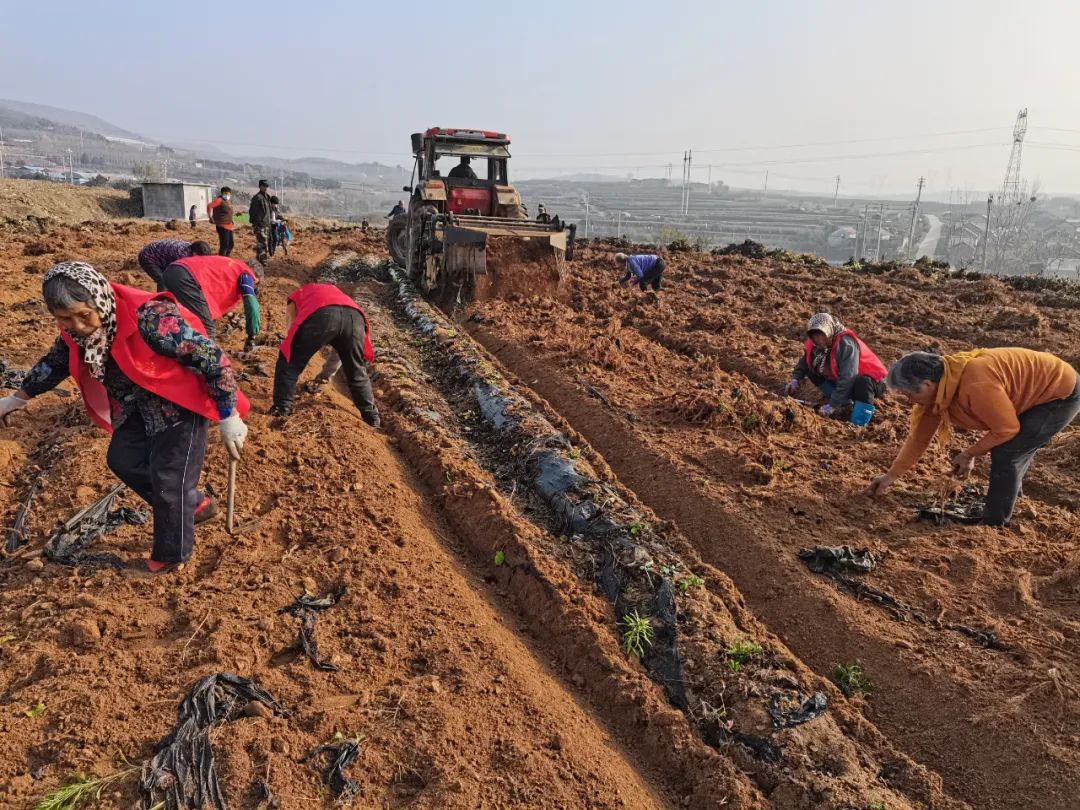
[784,312,888,423]
[868,348,1079,525]
[0,262,251,573]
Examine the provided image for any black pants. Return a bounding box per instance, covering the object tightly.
[161,263,216,338]
[983,378,1080,526]
[807,370,885,405]
[273,306,378,423]
[189,219,196,230]
[106,412,209,563]
[216,226,234,257]
[638,259,665,291]
[138,257,166,289]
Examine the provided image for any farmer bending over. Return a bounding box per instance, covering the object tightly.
[0,262,250,573]
[269,283,379,427]
[615,252,666,293]
[785,312,887,424]
[868,348,1080,526]
[137,239,212,288]
[158,254,261,345]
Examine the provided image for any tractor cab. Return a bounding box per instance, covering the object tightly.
[407,128,514,217]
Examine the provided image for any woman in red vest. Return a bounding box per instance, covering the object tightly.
[158,254,261,345]
[0,262,251,573]
[270,282,379,427]
[784,312,888,424]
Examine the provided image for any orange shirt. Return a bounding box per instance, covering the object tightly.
[207,197,234,231]
[889,348,1077,475]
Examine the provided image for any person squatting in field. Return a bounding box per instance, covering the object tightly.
[0,262,251,573]
[269,282,380,427]
[152,254,261,346]
[137,239,213,288]
[869,348,1080,526]
[615,252,666,292]
[785,312,887,425]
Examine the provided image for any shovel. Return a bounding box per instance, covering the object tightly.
[226,458,237,535]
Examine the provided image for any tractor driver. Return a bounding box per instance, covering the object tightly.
[448,156,477,180]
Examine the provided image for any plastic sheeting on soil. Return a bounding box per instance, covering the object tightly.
[768,691,828,728]
[302,739,361,803]
[798,546,878,574]
[916,485,987,525]
[44,483,146,572]
[277,586,346,671]
[140,673,287,810]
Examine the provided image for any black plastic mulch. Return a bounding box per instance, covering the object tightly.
[916,484,986,525]
[277,586,346,671]
[44,484,146,572]
[302,739,360,803]
[798,546,878,574]
[141,673,287,810]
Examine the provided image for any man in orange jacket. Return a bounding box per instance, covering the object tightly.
[269,283,378,426]
[869,347,1079,525]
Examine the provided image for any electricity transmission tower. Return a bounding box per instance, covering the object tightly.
[1000,108,1028,204]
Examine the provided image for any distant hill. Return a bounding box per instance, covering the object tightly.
[0,99,150,143]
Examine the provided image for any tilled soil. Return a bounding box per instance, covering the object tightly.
[464,241,1080,810]
[0,222,674,808]
[0,211,1073,809]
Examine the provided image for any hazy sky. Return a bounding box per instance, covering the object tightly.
[3,0,1079,195]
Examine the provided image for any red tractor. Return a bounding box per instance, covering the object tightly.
[388,128,572,296]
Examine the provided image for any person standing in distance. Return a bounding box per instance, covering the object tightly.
[207,187,235,257]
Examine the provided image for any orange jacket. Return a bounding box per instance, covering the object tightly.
[889,348,1076,474]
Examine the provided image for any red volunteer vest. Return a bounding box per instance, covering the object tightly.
[172,255,253,320]
[280,284,374,363]
[62,283,250,434]
[804,329,887,383]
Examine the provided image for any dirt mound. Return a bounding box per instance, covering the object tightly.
[0,179,140,229]
[987,305,1048,334]
[474,236,565,302]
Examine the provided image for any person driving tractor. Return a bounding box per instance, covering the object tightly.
[448,156,477,180]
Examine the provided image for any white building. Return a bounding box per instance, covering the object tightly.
[141,181,215,221]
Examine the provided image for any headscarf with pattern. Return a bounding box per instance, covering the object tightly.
[43,262,116,382]
[805,312,847,375]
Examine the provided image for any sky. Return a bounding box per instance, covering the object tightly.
[3,0,1080,196]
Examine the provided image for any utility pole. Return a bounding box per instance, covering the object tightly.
[906,176,925,259]
[872,203,884,259]
[707,164,712,194]
[583,191,590,239]
[763,170,769,197]
[833,175,840,205]
[66,149,74,184]
[982,194,993,272]
[0,125,5,179]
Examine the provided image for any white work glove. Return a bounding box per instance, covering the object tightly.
[0,394,28,422]
[219,413,248,460]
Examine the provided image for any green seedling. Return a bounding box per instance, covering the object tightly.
[660,563,680,579]
[33,766,140,810]
[620,611,654,659]
[0,633,16,644]
[494,550,506,567]
[678,574,705,593]
[24,702,45,718]
[867,802,885,810]
[835,661,873,697]
[724,639,763,673]
[628,522,643,537]
[569,449,581,459]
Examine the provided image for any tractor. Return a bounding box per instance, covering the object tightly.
[387,128,573,298]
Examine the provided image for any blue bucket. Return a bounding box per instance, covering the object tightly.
[850,401,876,427]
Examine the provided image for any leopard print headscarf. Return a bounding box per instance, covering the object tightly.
[43,262,116,382]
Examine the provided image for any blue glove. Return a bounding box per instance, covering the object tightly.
[819,404,835,417]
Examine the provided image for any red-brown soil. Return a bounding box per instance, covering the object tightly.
[0,197,1072,809]
[463,241,1080,810]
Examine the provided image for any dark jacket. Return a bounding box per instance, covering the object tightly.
[249,191,274,227]
[792,335,861,408]
[448,163,477,180]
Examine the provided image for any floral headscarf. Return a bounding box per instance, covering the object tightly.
[43,262,116,381]
[805,312,847,376]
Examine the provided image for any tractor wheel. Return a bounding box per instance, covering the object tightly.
[387,216,409,267]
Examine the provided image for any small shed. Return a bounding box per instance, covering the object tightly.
[141,182,215,221]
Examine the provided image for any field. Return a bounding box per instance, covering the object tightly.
[0,189,1076,809]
